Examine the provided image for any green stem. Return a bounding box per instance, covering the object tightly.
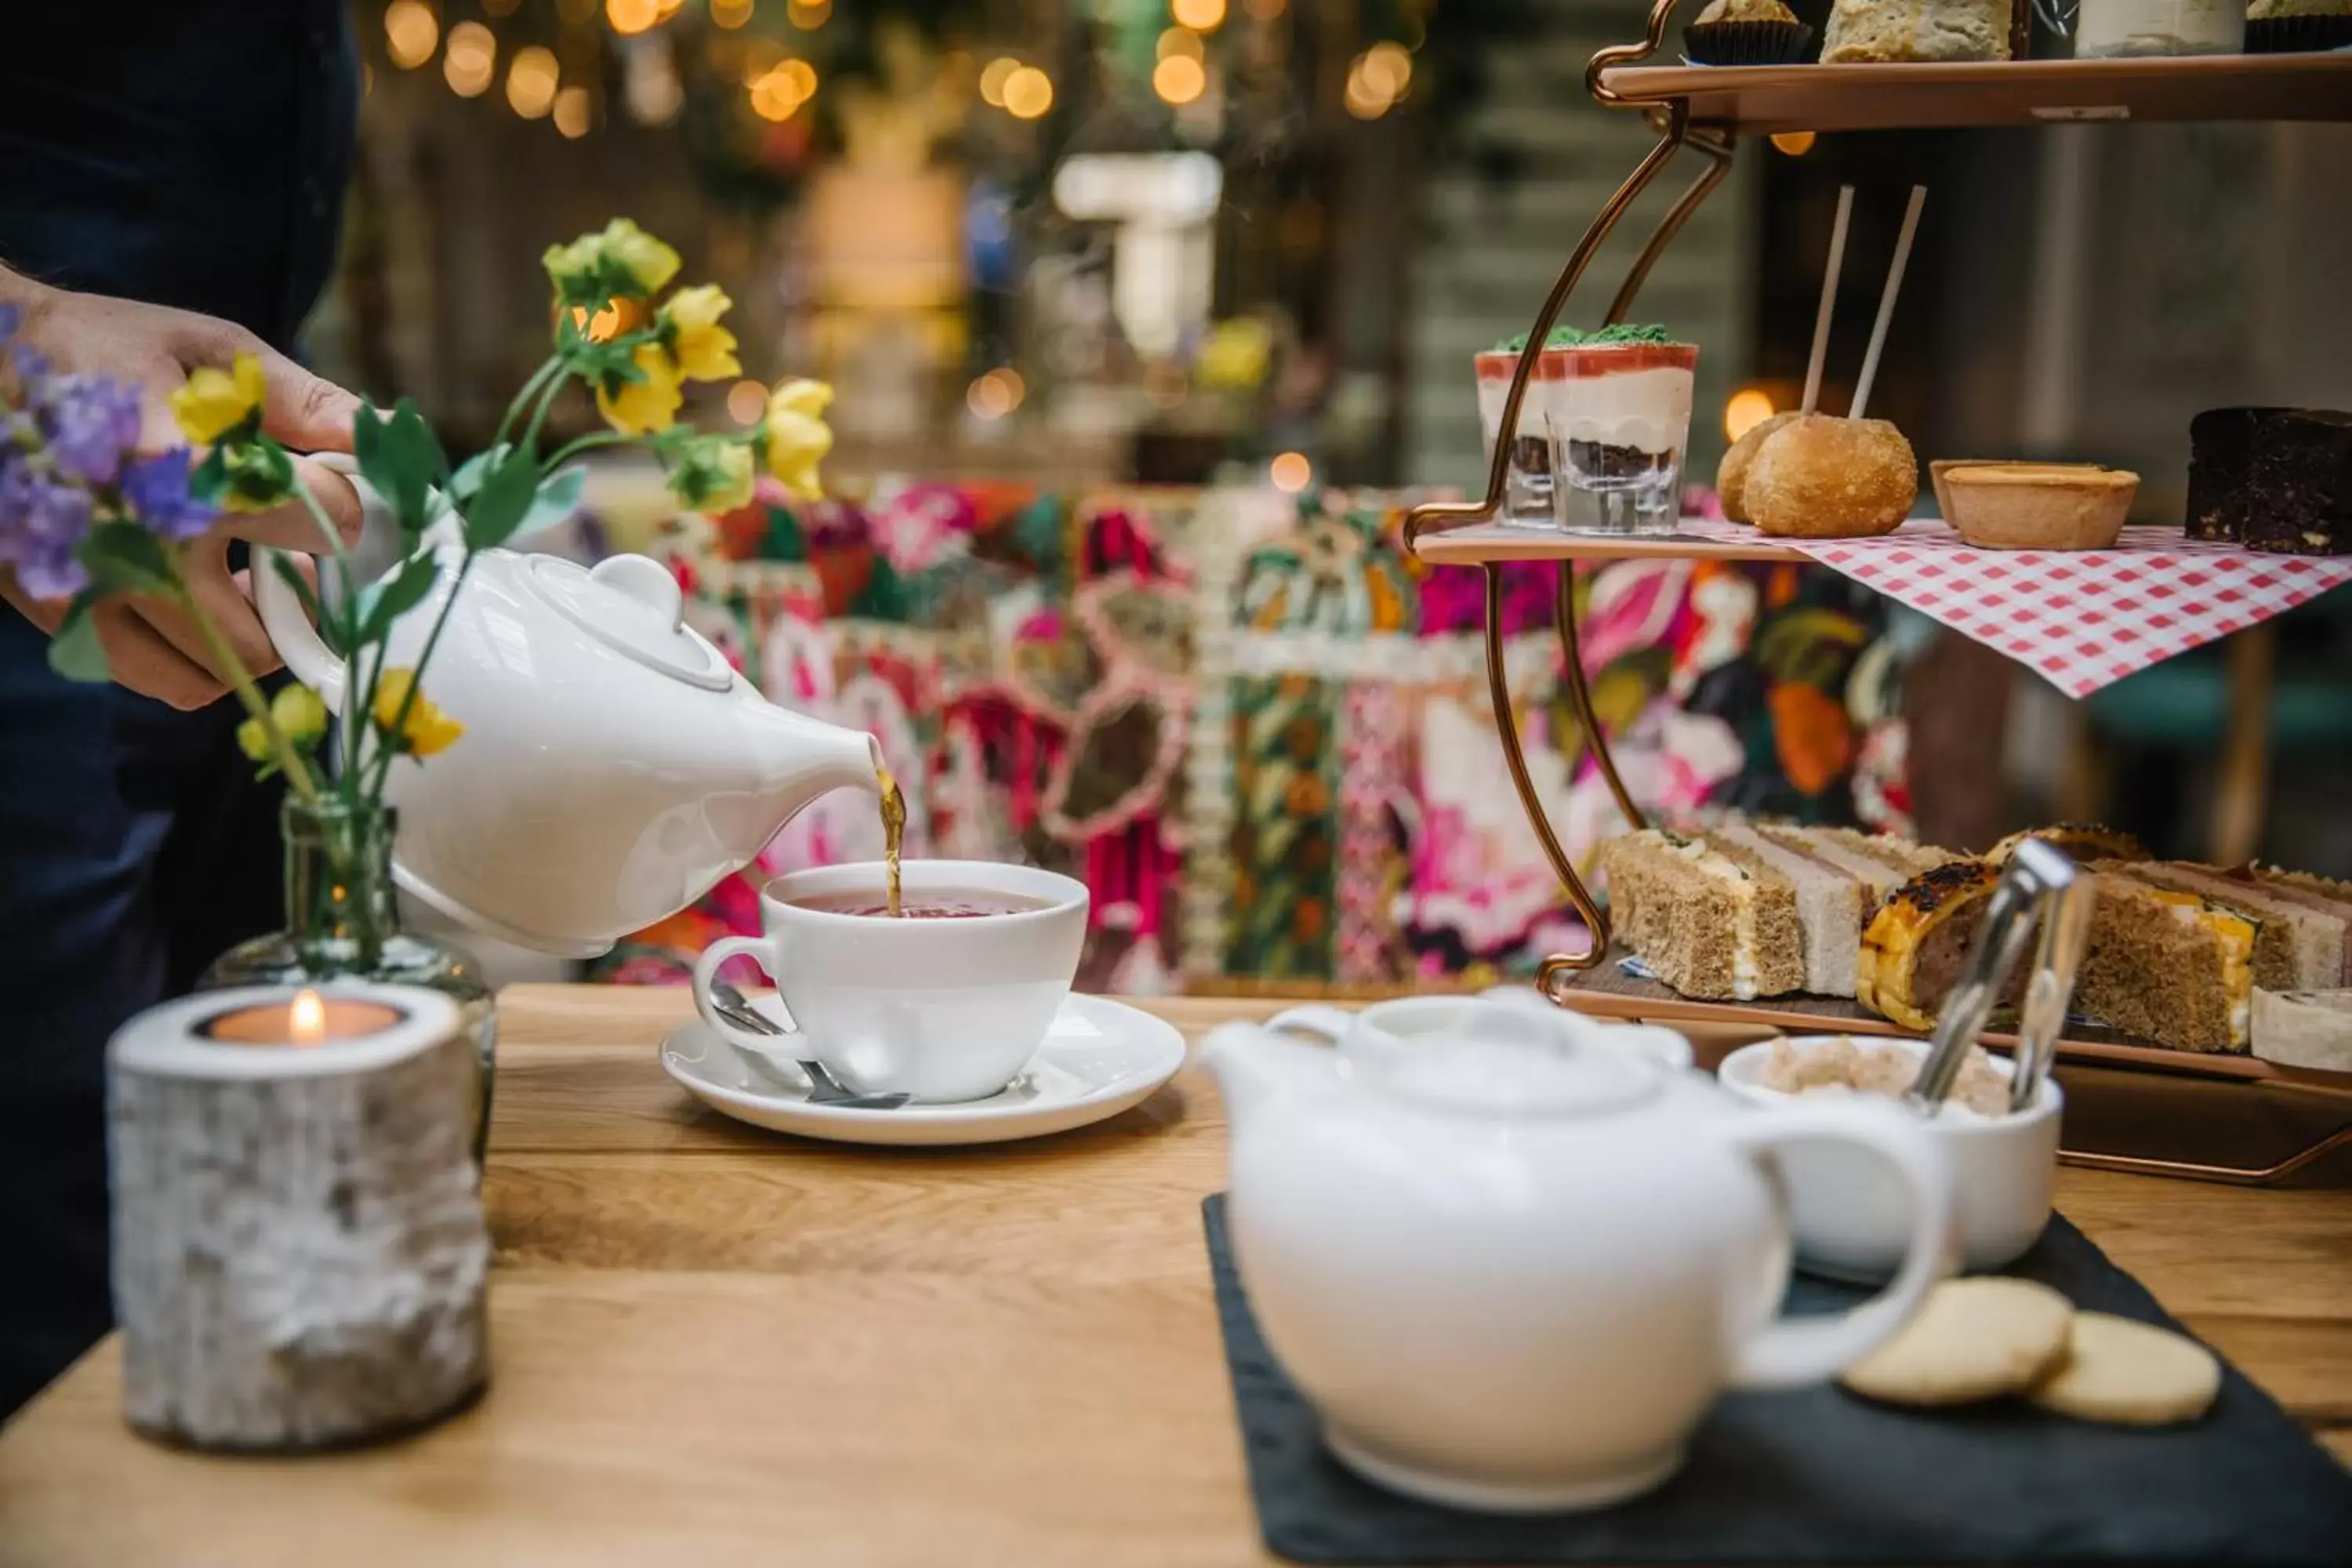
[544,430,634,468]
[367,553,476,801]
[179,584,319,800]
[520,363,574,459]
[496,355,566,450]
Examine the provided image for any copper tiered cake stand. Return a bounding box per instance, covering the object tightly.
[1400,11,2352,1183]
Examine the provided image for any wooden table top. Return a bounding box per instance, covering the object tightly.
[3,985,2347,1566]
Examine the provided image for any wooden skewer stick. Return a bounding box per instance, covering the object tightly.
[1800,184,1856,417]
[1850,184,1928,422]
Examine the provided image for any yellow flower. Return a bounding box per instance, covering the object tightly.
[661,284,739,382]
[670,437,756,514]
[270,684,328,745]
[541,217,681,302]
[171,354,267,445]
[234,716,273,764]
[763,378,834,502]
[595,343,685,435]
[601,218,681,294]
[372,668,464,757]
[539,231,602,290]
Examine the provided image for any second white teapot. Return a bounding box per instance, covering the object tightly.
[1207,1000,1954,1512]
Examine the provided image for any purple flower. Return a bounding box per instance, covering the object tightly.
[121,448,215,541]
[0,458,93,600]
[0,303,19,343]
[41,373,142,485]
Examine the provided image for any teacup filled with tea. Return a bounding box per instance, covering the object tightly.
[690,859,1089,1103]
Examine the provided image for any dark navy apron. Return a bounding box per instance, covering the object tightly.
[0,1,357,1414]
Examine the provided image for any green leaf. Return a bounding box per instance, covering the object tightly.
[354,398,446,537]
[78,522,178,596]
[46,593,110,682]
[517,466,586,539]
[449,446,502,504]
[460,450,542,551]
[189,445,230,507]
[269,554,346,659]
[352,553,441,646]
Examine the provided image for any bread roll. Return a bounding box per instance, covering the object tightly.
[1743,414,1918,539]
[1718,410,1801,523]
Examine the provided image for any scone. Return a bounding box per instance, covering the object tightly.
[1820,0,2016,60]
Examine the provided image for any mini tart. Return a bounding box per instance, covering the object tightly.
[1934,461,2139,550]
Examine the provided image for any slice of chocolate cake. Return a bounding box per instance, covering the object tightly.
[2186,406,2352,555]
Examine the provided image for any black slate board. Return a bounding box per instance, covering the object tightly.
[1204,1196,2352,1566]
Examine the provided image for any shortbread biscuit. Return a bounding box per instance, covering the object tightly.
[2028,1312,2220,1426]
[1841,1278,2074,1406]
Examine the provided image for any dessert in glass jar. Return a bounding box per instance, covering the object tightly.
[1545,325,1698,536]
[1473,333,1571,527]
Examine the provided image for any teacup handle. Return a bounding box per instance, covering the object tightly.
[1721,1102,1955,1391]
[1264,1004,1356,1043]
[691,936,801,1055]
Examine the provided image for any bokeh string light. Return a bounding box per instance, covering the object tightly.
[507,46,561,119]
[445,21,496,97]
[979,56,1021,107]
[1724,387,1777,442]
[1002,65,1054,120]
[554,85,594,138]
[607,0,661,36]
[1171,0,1227,31]
[1152,54,1207,106]
[385,0,438,70]
[711,0,755,27]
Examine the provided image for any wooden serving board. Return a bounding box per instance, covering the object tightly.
[1554,948,2352,1098]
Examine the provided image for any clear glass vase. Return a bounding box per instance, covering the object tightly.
[198,795,498,1162]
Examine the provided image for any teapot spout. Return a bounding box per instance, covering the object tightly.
[1202,1022,1347,1134]
[745,702,887,811]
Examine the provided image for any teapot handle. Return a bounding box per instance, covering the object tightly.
[253,546,349,712]
[250,452,384,715]
[1721,1103,1954,1391]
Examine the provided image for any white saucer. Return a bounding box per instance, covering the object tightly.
[659,992,1189,1147]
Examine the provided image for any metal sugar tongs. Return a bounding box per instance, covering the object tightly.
[1907,837,2100,1116]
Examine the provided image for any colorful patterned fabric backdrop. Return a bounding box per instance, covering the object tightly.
[588,481,1915,994]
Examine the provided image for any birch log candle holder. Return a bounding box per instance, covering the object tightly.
[107,983,491,1451]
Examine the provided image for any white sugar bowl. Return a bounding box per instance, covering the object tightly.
[1718,1035,2062,1281]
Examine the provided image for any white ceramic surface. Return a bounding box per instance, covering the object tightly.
[1270,993,1697,1075]
[691,860,1087,1104]
[659,992,1183,1147]
[1204,1011,1955,1513]
[256,533,883,958]
[1717,1036,2062,1281]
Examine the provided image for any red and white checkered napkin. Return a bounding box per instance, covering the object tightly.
[1680,518,2352,698]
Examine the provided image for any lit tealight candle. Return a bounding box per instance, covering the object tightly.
[203,987,407,1047]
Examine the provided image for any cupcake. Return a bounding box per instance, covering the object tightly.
[1685,0,1815,64]
[2246,0,2352,53]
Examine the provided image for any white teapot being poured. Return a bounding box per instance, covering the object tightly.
[254,540,883,957]
[1206,999,1955,1513]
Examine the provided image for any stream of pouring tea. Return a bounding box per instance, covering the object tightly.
[877,763,906,917]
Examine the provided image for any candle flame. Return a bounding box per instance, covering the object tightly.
[290,988,328,1047]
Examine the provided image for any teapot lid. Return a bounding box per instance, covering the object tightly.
[1353,999,1658,1119]
[521,554,733,691]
